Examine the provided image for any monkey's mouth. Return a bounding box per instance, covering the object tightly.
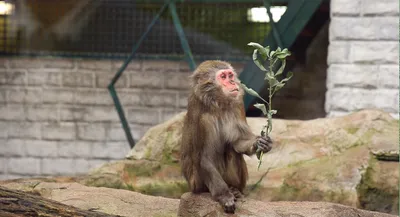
[230,88,239,92]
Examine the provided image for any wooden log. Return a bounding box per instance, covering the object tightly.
[0,186,119,217]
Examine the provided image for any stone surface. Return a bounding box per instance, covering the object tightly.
[178,193,396,217]
[124,110,400,214]
[0,181,179,217]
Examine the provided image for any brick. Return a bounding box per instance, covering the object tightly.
[374,89,399,113]
[0,139,25,156]
[75,89,113,105]
[8,88,42,104]
[0,70,27,85]
[25,140,58,157]
[42,88,74,104]
[179,61,192,72]
[164,72,190,90]
[178,91,189,108]
[325,88,398,113]
[362,0,399,15]
[88,159,110,170]
[58,141,91,158]
[327,64,378,88]
[127,107,160,125]
[327,41,350,64]
[8,122,41,139]
[107,124,126,141]
[26,104,59,121]
[140,91,177,108]
[349,42,398,64]
[160,109,180,123]
[73,159,90,174]
[9,58,42,69]
[42,58,75,69]
[84,106,119,122]
[27,69,61,86]
[91,141,130,159]
[62,71,94,87]
[130,124,152,141]
[41,158,75,175]
[77,59,112,71]
[112,60,141,71]
[326,110,349,118]
[129,70,164,89]
[96,71,127,88]
[7,157,41,175]
[0,88,6,102]
[0,157,5,173]
[78,123,107,141]
[377,65,399,89]
[0,104,25,121]
[330,17,398,41]
[60,106,89,121]
[142,60,179,71]
[118,90,141,106]
[5,174,30,180]
[42,123,76,140]
[331,0,361,15]
[0,121,7,138]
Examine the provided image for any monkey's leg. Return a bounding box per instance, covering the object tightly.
[201,158,236,213]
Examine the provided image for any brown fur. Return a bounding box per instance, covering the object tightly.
[180,60,269,213]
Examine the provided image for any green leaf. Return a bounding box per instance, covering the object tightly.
[280,71,294,83]
[240,83,268,104]
[274,82,285,92]
[252,50,268,71]
[275,59,286,76]
[247,42,264,50]
[264,46,270,58]
[277,53,290,59]
[270,50,276,58]
[254,103,268,115]
[269,77,279,87]
[269,110,277,115]
[277,47,282,52]
[248,42,268,60]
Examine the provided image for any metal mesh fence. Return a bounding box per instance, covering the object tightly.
[0,0,278,61]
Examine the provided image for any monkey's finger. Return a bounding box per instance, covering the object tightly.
[257,143,272,152]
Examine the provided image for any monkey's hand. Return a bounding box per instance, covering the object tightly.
[254,136,272,159]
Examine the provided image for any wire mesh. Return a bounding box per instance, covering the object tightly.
[0,0,276,61]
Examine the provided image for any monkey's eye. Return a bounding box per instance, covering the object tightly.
[220,74,226,79]
[228,73,233,79]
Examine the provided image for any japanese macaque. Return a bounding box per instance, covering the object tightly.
[180,60,272,213]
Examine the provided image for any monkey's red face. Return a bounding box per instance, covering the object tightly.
[216,69,239,97]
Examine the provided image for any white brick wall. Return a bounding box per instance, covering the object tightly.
[326,0,399,118]
[0,57,192,179]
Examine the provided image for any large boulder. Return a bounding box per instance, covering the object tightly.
[178,193,397,217]
[83,109,398,214]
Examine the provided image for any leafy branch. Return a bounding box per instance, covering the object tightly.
[241,42,293,170]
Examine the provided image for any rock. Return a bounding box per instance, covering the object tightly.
[1,180,179,217]
[0,186,118,217]
[178,193,397,217]
[88,109,398,214]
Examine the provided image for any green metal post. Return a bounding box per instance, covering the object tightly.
[263,0,283,48]
[108,2,169,149]
[169,1,197,71]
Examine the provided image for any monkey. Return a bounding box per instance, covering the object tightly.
[180,60,272,213]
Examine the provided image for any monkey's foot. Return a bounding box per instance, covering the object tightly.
[229,187,243,201]
[218,192,236,213]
